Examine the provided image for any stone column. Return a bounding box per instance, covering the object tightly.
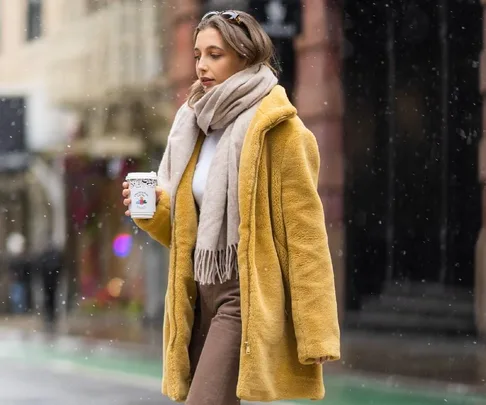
[476,0,486,338]
[167,0,201,108]
[295,0,345,320]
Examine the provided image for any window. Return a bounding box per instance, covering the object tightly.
[26,0,42,41]
[86,0,111,14]
[0,97,25,152]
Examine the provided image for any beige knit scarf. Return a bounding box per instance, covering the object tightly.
[157,64,278,284]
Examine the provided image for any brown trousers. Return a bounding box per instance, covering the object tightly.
[186,277,242,405]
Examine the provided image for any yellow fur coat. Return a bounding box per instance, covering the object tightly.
[134,85,340,402]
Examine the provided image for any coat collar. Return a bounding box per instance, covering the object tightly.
[251,85,297,135]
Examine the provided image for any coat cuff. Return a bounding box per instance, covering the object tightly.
[132,191,171,246]
[297,340,341,365]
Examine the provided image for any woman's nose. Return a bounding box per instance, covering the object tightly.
[197,58,208,73]
[198,64,208,74]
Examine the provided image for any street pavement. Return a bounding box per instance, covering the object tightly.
[1,359,169,405]
[0,328,485,405]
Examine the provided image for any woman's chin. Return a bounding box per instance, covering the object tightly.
[203,81,220,93]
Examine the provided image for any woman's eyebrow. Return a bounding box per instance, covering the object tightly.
[194,45,225,52]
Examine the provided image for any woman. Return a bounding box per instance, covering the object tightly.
[122,10,340,404]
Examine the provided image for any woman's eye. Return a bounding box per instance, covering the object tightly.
[211,54,221,59]
[194,55,200,60]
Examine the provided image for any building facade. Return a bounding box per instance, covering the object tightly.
[0,0,171,320]
[0,0,72,312]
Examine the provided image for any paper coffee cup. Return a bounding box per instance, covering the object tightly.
[126,172,157,219]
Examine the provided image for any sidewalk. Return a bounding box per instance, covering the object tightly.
[2,313,486,404]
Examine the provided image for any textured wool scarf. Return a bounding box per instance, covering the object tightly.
[157,64,278,284]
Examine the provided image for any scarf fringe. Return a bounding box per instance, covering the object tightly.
[194,244,239,285]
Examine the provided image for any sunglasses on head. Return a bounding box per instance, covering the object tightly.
[201,10,251,37]
[202,10,242,24]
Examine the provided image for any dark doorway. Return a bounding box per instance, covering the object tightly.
[343,0,482,334]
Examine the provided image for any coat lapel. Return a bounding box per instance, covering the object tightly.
[238,85,297,224]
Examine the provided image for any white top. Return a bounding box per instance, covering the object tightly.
[192,129,224,208]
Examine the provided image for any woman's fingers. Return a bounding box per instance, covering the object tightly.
[122,182,130,204]
[122,182,131,216]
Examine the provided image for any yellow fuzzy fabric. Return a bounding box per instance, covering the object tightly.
[134,85,340,402]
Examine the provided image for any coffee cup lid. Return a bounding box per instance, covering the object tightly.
[126,171,157,180]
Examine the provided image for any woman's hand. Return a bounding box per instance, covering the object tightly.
[122,182,132,216]
[122,182,163,217]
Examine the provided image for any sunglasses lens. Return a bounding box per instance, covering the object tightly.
[202,11,219,20]
[221,11,238,20]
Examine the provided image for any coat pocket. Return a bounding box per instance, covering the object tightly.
[251,260,287,346]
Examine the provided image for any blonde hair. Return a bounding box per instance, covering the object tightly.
[187,11,279,107]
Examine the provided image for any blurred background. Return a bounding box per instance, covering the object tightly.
[0,0,485,404]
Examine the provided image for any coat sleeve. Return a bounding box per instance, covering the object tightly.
[133,191,171,247]
[281,129,340,365]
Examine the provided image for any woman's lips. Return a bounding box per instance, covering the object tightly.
[201,78,215,87]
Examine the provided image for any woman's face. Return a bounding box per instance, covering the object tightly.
[194,27,246,92]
